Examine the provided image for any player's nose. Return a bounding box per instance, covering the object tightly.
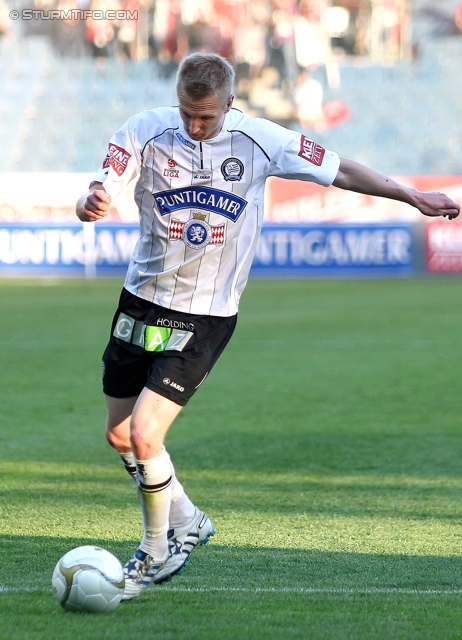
[190,119,202,134]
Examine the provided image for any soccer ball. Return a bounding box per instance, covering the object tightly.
[52,545,125,613]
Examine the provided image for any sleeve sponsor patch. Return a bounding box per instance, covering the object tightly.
[102,143,131,176]
[298,135,326,166]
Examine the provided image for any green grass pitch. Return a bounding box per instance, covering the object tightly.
[1,277,462,639]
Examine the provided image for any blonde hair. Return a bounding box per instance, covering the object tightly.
[177,53,235,107]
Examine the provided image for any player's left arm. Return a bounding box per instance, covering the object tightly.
[333,157,460,220]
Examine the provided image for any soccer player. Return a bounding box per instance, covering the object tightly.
[76,52,460,601]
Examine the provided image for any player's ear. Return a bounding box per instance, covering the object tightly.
[224,94,234,112]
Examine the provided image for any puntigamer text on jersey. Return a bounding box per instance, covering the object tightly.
[153,186,248,222]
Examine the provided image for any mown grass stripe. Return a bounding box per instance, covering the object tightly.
[165,587,462,595]
[2,585,462,596]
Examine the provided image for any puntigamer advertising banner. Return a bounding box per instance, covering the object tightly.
[252,224,413,276]
[3,173,460,277]
[0,224,139,274]
[0,222,413,276]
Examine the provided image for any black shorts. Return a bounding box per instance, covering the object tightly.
[102,288,237,406]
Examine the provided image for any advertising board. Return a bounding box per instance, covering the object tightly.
[0,222,413,277]
[426,222,462,273]
[252,224,413,276]
[0,223,139,275]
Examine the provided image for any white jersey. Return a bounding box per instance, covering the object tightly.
[93,107,340,317]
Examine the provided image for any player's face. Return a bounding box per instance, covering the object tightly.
[178,91,234,141]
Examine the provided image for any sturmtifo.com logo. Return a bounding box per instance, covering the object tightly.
[9,9,138,20]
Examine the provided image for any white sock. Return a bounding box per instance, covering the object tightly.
[136,447,172,560]
[169,464,196,529]
[119,452,137,481]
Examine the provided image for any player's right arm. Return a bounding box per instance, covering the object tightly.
[76,182,112,222]
[76,111,149,223]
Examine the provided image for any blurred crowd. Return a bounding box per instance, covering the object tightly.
[1,0,461,131]
[8,0,411,67]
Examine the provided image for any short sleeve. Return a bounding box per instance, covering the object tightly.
[92,116,142,201]
[268,126,340,186]
[237,117,340,187]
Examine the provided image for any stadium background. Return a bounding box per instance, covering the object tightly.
[0,0,461,275]
[2,3,462,636]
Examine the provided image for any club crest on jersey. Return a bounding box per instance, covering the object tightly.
[298,135,325,166]
[154,186,247,222]
[169,212,225,250]
[102,143,131,176]
[221,157,244,182]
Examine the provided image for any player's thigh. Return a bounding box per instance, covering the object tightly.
[105,394,138,428]
[102,337,152,400]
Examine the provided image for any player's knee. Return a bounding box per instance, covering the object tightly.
[105,426,128,451]
[105,427,118,449]
[129,421,164,459]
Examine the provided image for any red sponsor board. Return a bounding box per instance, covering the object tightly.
[426,222,462,272]
[265,175,462,224]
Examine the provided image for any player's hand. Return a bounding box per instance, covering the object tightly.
[77,187,111,222]
[413,190,460,220]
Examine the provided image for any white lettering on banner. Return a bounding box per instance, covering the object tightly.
[0,225,410,270]
[0,229,18,264]
[428,254,462,270]
[0,229,52,264]
[428,224,462,252]
[0,229,74,265]
[61,230,85,264]
[254,229,411,267]
[387,230,410,263]
[44,231,61,264]
[95,230,138,264]
[0,228,139,267]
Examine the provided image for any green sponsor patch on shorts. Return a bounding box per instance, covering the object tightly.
[145,326,171,352]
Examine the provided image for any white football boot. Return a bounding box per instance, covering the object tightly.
[121,548,167,601]
[153,508,215,584]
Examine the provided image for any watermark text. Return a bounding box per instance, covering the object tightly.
[9,9,138,20]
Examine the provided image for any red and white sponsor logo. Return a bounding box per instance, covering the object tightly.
[164,158,180,178]
[163,168,180,178]
[426,222,462,272]
[169,219,184,240]
[211,225,225,244]
[102,143,131,177]
[169,219,225,244]
[298,135,325,166]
